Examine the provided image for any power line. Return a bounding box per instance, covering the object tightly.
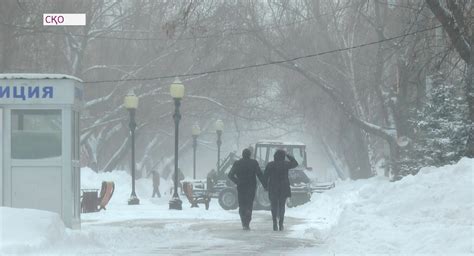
[83,25,442,84]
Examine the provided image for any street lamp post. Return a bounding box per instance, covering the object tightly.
[124,90,140,205]
[192,124,201,180]
[169,78,185,210]
[215,119,224,172]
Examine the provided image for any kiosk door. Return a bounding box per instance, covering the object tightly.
[9,109,63,214]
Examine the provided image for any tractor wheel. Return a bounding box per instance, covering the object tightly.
[218,188,238,210]
[287,193,311,208]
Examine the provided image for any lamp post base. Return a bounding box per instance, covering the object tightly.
[128,195,140,205]
[169,197,183,210]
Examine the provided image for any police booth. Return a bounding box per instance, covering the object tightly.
[0,74,82,229]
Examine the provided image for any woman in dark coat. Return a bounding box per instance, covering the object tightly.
[263,149,298,231]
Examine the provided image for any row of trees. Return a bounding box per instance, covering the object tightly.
[0,0,471,180]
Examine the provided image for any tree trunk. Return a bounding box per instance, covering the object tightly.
[466,33,474,157]
[396,59,411,137]
[389,141,401,178]
[0,22,13,72]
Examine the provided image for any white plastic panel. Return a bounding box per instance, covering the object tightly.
[11,166,62,215]
[0,108,3,205]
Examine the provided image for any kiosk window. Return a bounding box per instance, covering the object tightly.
[11,110,61,159]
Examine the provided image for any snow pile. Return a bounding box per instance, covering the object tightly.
[0,207,98,255]
[288,157,473,255]
[80,168,236,223]
[0,207,65,253]
[81,167,161,208]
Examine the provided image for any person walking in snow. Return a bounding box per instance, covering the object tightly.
[228,148,265,230]
[152,170,161,198]
[263,149,298,231]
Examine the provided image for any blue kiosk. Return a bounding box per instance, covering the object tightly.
[0,74,83,228]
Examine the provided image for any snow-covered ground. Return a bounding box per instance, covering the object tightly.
[1,158,472,255]
[288,157,474,255]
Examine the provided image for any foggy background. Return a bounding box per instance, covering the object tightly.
[0,0,471,181]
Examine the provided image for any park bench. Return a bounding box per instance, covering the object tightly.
[182,180,210,210]
[81,181,115,213]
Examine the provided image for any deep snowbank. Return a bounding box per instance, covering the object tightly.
[0,207,65,253]
[0,207,98,254]
[288,157,473,255]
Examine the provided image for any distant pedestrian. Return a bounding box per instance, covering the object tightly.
[228,148,265,230]
[152,170,161,198]
[263,149,298,231]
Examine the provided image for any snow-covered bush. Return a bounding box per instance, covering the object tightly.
[400,73,470,175]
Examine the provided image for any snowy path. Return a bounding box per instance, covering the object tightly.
[82,213,316,255]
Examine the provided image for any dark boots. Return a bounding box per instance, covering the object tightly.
[242,215,251,230]
[243,219,250,230]
[273,218,284,231]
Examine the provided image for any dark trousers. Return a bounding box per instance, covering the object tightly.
[238,187,256,228]
[152,186,161,198]
[270,195,286,224]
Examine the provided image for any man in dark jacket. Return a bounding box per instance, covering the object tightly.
[228,148,265,230]
[263,149,298,231]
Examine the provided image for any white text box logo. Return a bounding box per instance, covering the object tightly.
[43,14,86,26]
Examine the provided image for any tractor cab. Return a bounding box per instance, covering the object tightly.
[254,141,308,169]
[254,141,311,184]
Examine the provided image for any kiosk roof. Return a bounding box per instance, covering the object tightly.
[0,73,82,83]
